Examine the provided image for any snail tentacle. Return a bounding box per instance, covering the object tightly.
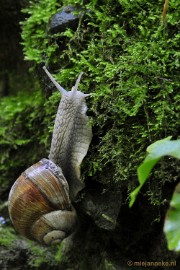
[43,66,66,95]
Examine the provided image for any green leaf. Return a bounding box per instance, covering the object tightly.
[164,183,180,251]
[129,137,180,207]
[147,136,180,159]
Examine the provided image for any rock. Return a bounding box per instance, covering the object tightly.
[80,189,122,230]
[0,239,28,270]
[49,6,81,34]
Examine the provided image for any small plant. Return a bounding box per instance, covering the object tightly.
[129,136,180,207]
[0,216,6,226]
[164,182,180,251]
[129,136,180,251]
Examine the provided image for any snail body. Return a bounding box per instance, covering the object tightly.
[8,68,92,245]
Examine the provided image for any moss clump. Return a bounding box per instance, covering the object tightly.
[0,223,62,269]
[21,0,180,203]
[21,0,59,63]
[27,242,59,268]
[0,226,16,247]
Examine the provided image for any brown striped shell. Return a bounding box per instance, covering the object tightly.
[8,158,77,245]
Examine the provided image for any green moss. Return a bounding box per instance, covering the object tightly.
[0,224,62,268]
[0,227,16,247]
[21,0,59,63]
[20,0,180,206]
[27,242,59,268]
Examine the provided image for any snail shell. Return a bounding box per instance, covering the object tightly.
[8,159,77,245]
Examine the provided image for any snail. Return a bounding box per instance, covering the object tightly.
[8,67,92,245]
